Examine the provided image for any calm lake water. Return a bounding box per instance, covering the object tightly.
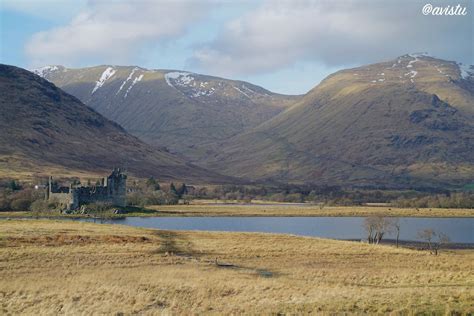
[81,216,474,243]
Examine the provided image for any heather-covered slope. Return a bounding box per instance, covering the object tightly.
[0,64,231,183]
[35,65,300,160]
[203,55,474,187]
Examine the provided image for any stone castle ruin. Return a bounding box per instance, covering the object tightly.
[46,168,127,210]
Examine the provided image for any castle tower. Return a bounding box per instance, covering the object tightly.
[106,168,127,207]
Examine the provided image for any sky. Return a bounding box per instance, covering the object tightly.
[0,0,472,94]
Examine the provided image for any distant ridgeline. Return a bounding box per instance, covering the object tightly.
[46,168,127,210]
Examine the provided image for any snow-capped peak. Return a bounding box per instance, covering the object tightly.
[32,65,62,78]
[408,52,430,58]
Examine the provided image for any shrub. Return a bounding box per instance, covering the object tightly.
[394,192,474,208]
[29,199,59,212]
[127,190,179,207]
[8,189,44,211]
[10,198,32,211]
[285,193,304,203]
[0,195,10,211]
[127,191,146,207]
[84,202,113,213]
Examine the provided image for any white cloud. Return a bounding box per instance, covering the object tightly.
[189,0,473,77]
[25,0,215,67]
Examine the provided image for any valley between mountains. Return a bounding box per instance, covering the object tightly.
[32,53,474,187]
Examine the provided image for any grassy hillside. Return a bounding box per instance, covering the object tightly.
[204,55,474,187]
[36,65,300,161]
[0,64,231,183]
[0,220,472,314]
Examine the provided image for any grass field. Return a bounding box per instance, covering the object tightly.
[0,220,472,314]
[1,203,473,219]
[144,203,474,218]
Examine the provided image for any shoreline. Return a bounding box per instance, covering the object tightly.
[1,204,474,218]
[2,217,473,249]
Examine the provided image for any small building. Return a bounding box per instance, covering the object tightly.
[46,168,127,210]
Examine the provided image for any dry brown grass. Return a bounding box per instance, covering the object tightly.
[147,203,474,217]
[0,220,473,315]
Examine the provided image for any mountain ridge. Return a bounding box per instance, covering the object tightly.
[34,64,301,161]
[30,55,474,187]
[200,54,474,187]
[0,64,234,183]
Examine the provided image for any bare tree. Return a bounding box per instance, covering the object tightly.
[363,216,396,244]
[417,229,450,255]
[393,219,401,248]
[363,217,377,244]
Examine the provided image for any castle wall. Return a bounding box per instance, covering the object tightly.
[47,169,127,210]
[49,192,75,210]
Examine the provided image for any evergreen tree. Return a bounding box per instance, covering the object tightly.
[176,183,187,197]
[146,177,160,191]
[8,180,21,191]
[170,183,178,195]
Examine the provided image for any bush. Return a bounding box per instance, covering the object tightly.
[127,191,146,207]
[127,190,179,207]
[285,193,304,203]
[10,198,32,211]
[0,195,10,211]
[84,202,113,213]
[29,199,59,212]
[394,192,474,208]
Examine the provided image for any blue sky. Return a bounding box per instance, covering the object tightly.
[0,0,472,94]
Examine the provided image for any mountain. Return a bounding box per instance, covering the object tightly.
[0,64,231,183]
[201,54,474,188]
[34,65,300,161]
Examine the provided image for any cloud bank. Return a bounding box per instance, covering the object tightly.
[189,0,472,77]
[23,0,472,77]
[25,0,214,67]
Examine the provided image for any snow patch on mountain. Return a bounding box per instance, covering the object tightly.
[407,59,417,68]
[241,85,256,94]
[404,70,418,83]
[409,52,429,58]
[165,72,218,98]
[92,67,116,94]
[32,65,61,78]
[191,87,216,98]
[406,53,428,69]
[233,86,250,98]
[117,67,139,95]
[458,63,473,79]
[165,72,194,87]
[124,74,143,98]
[404,70,418,79]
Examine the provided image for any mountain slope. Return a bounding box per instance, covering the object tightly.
[202,54,474,187]
[0,64,231,183]
[35,65,300,160]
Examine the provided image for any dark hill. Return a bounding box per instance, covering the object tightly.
[0,64,231,183]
